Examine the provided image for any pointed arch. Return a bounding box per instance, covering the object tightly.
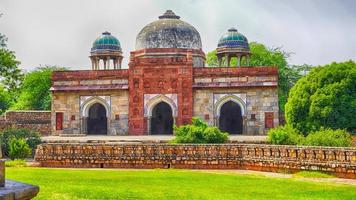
[150,102,174,135]
[215,95,246,117]
[145,94,177,117]
[81,96,110,118]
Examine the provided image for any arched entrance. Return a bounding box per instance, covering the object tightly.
[219,101,243,134]
[150,102,173,135]
[87,103,107,135]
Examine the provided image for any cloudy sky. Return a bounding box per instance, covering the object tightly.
[1,0,355,71]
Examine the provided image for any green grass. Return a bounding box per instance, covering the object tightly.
[6,168,356,200]
[5,159,27,167]
[294,171,335,178]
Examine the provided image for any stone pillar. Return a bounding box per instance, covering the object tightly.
[107,57,110,69]
[225,54,228,67]
[113,59,117,69]
[91,57,94,70]
[81,117,88,135]
[237,55,241,67]
[119,57,122,69]
[214,116,219,128]
[218,56,222,67]
[103,58,107,70]
[95,58,100,70]
[227,55,231,67]
[147,116,151,135]
[107,117,110,136]
[243,115,248,135]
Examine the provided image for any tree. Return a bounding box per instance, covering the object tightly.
[0,33,7,48]
[0,85,10,114]
[12,66,66,110]
[205,42,309,112]
[0,14,7,48]
[0,48,23,92]
[285,61,356,134]
[0,14,23,97]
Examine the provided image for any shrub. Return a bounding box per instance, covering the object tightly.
[267,125,304,145]
[173,124,205,144]
[203,127,228,143]
[8,138,31,160]
[172,118,229,144]
[304,128,352,147]
[5,159,27,167]
[0,128,41,157]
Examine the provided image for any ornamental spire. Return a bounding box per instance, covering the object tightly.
[159,10,180,19]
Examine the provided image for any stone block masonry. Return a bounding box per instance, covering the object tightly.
[0,111,51,136]
[35,143,356,179]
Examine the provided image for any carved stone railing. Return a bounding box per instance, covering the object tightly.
[35,144,356,179]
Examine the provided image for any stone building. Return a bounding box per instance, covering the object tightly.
[50,10,279,136]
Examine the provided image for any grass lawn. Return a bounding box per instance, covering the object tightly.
[6,167,356,200]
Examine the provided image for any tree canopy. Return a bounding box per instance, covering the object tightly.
[0,48,23,92]
[11,66,65,110]
[0,21,23,111]
[285,60,356,134]
[0,86,10,114]
[206,42,310,112]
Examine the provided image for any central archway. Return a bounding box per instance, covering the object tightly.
[87,103,107,135]
[219,101,243,134]
[150,102,173,135]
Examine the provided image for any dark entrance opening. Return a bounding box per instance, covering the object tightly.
[219,101,243,134]
[87,103,107,135]
[150,102,173,135]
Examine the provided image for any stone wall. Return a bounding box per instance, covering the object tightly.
[51,90,129,136]
[0,111,51,136]
[193,88,279,135]
[35,143,356,179]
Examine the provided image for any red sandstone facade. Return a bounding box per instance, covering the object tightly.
[128,49,197,135]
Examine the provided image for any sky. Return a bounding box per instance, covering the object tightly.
[1,0,356,71]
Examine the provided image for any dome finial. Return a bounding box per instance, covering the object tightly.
[102,31,111,35]
[159,10,180,19]
[228,27,238,32]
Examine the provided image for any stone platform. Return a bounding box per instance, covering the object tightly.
[0,180,39,200]
[0,160,39,200]
[41,135,267,144]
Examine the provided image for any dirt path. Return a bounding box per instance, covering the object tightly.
[198,170,356,186]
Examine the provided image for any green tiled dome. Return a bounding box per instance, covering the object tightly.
[218,28,249,50]
[91,32,121,52]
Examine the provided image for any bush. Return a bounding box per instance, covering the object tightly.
[204,127,228,143]
[8,138,31,160]
[5,159,27,167]
[172,118,229,144]
[304,128,352,147]
[267,125,304,145]
[0,128,41,157]
[174,124,205,144]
